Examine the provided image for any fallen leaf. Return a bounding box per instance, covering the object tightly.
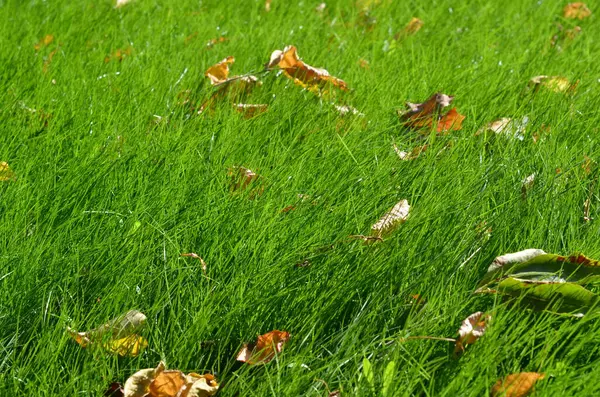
[34,34,54,51]
[149,371,187,397]
[234,103,268,118]
[116,0,134,8]
[491,372,545,397]
[398,93,464,133]
[393,143,428,160]
[267,45,348,91]
[371,199,410,237]
[563,2,591,19]
[476,117,528,140]
[454,312,491,355]
[0,162,16,182]
[124,362,165,397]
[228,166,262,193]
[265,0,272,12]
[206,36,228,48]
[104,47,132,63]
[205,56,235,85]
[529,75,578,94]
[104,382,124,397]
[395,17,423,40]
[486,249,547,274]
[358,58,370,69]
[67,310,147,356]
[184,373,220,397]
[315,3,326,13]
[236,330,290,365]
[584,198,592,222]
[551,24,582,48]
[180,253,207,276]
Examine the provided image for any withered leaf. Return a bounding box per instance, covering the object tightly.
[0,162,16,182]
[236,330,290,365]
[104,47,132,63]
[393,143,427,161]
[34,34,54,51]
[124,362,165,397]
[529,75,578,94]
[486,249,547,274]
[116,0,134,8]
[205,56,235,85]
[454,312,490,356]
[521,173,535,198]
[491,372,545,397]
[371,199,410,237]
[476,117,528,140]
[267,45,348,91]
[149,371,187,397]
[234,103,268,118]
[180,253,207,276]
[184,373,219,397]
[563,2,591,19]
[265,0,272,12]
[395,17,423,40]
[399,93,464,133]
[104,382,124,397]
[228,166,262,193]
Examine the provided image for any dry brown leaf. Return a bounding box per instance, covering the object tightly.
[206,36,228,49]
[235,103,268,118]
[149,371,187,397]
[205,56,235,85]
[395,17,423,40]
[104,382,124,397]
[371,199,410,236]
[124,362,165,397]
[180,253,207,276]
[563,2,591,19]
[551,24,582,48]
[454,312,490,355]
[34,34,54,51]
[521,173,536,199]
[104,47,132,63]
[491,372,545,397]
[228,166,262,194]
[267,45,348,91]
[393,144,428,161]
[0,162,16,182]
[529,75,578,94]
[183,373,219,397]
[236,330,290,365]
[265,0,272,12]
[399,93,464,133]
[358,58,370,69]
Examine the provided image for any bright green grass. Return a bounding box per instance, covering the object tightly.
[1,0,600,395]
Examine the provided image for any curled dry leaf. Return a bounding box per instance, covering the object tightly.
[116,0,134,8]
[395,17,423,40]
[235,103,268,118]
[0,162,16,182]
[67,310,147,356]
[563,2,591,19]
[491,372,545,397]
[205,56,235,85]
[398,93,464,133]
[236,330,290,365]
[34,34,54,51]
[393,144,427,161]
[228,166,262,193]
[454,312,491,355]
[529,75,578,94]
[124,362,165,397]
[267,45,348,91]
[180,253,207,276]
[371,199,410,237]
[265,0,272,12]
[476,117,528,141]
[487,249,547,274]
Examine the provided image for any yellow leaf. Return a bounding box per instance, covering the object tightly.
[183,373,220,397]
[491,372,545,397]
[105,334,148,357]
[124,362,165,397]
[205,56,235,85]
[0,162,16,182]
[529,75,578,94]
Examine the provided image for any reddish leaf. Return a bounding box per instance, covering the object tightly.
[236,330,290,365]
[399,93,464,132]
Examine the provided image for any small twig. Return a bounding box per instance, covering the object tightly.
[180,253,209,279]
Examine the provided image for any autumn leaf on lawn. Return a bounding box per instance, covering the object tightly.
[67,310,148,356]
[235,103,268,119]
[265,0,272,12]
[206,36,228,49]
[454,311,491,356]
[205,56,235,85]
[228,166,263,196]
[529,75,578,94]
[551,24,582,49]
[491,372,545,397]
[476,117,528,141]
[0,162,16,182]
[521,173,535,198]
[267,45,348,92]
[105,47,133,63]
[116,0,134,8]
[236,330,290,365]
[34,34,54,51]
[563,2,591,19]
[121,361,219,397]
[398,93,465,133]
[371,199,410,237]
[393,144,427,161]
[394,17,423,40]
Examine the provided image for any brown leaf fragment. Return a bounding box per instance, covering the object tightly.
[491,372,545,397]
[228,166,262,193]
[267,45,348,91]
[358,58,370,69]
[180,253,207,276]
[454,312,490,356]
[399,93,464,132]
[371,199,410,237]
[563,2,591,19]
[265,0,272,12]
[521,173,535,199]
[104,382,124,397]
[184,373,219,397]
[123,362,165,397]
[529,75,578,94]
[0,162,16,182]
[551,24,582,48]
[205,56,235,85]
[206,36,228,48]
[582,155,596,175]
[149,370,187,397]
[395,17,423,40]
[476,118,527,140]
[236,330,290,365]
[393,144,428,160]
[234,103,268,118]
[105,47,132,63]
[34,34,54,51]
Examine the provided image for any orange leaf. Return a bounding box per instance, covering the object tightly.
[563,2,591,19]
[267,46,348,91]
[236,330,290,365]
[395,17,423,40]
[148,370,187,397]
[454,312,490,356]
[34,34,54,51]
[206,36,228,49]
[436,107,465,133]
[399,93,463,132]
[205,56,235,85]
[234,103,268,118]
[104,47,132,63]
[491,372,545,397]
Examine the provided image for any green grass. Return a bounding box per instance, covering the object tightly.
[1,0,600,395]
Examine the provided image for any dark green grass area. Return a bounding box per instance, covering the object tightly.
[1,0,600,395]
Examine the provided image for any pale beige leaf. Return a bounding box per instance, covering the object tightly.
[116,0,134,8]
[487,249,547,273]
[183,374,220,397]
[123,362,165,397]
[371,199,410,236]
[454,312,490,355]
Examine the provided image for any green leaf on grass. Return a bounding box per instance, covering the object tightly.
[382,361,396,397]
[362,357,375,393]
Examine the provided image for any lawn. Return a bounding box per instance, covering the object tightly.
[1,0,600,395]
